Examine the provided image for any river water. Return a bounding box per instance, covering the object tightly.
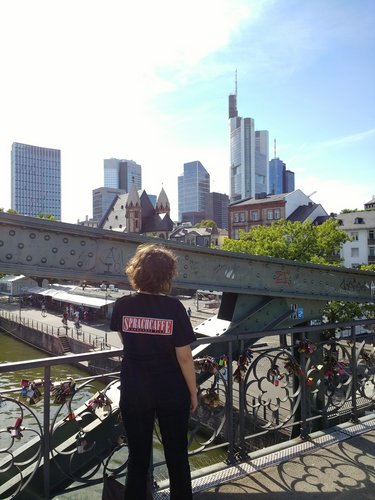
[0,330,106,446]
[0,330,92,386]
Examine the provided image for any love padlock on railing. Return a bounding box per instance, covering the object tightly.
[7,417,23,440]
[76,429,87,454]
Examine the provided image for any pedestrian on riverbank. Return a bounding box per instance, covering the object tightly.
[110,243,198,500]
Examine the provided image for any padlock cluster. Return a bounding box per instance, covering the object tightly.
[200,388,221,409]
[297,340,317,355]
[233,349,253,383]
[20,378,43,405]
[194,357,218,375]
[322,355,347,380]
[51,378,76,404]
[360,350,375,367]
[284,359,304,376]
[86,391,113,412]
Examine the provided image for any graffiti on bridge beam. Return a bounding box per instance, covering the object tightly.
[273,270,292,286]
[340,277,375,297]
[99,246,132,275]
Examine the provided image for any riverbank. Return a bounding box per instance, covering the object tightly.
[0,294,219,352]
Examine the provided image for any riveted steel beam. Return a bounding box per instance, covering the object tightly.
[0,213,374,304]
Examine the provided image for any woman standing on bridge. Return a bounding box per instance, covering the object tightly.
[110,243,198,500]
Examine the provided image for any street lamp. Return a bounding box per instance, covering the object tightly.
[101,281,109,347]
[18,296,22,323]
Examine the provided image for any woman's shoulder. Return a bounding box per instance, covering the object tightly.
[115,292,137,304]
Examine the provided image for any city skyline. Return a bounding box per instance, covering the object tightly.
[0,0,374,223]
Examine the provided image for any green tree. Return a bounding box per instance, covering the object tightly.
[37,213,56,220]
[6,209,18,214]
[222,219,348,265]
[195,219,218,231]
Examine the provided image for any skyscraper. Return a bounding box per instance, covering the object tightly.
[104,158,142,191]
[11,142,61,219]
[205,192,229,229]
[229,91,268,202]
[269,158,286,194]
[178,161,210,222]
[284,170,295,193]
[268,158,295,195]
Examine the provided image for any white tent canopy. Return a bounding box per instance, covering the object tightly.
[52,291,114,309]
[26,287,115,309]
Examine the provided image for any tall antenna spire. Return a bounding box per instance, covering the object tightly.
[274,139,277,159]
[228,70,238,119]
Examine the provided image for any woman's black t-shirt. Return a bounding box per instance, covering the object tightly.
[110,292,196,412]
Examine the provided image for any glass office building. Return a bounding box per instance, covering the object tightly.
[269,158,295,194]
[11,142,61,219]
[178,161,210,222]
[229,93,268,202]
[104,158,142,191]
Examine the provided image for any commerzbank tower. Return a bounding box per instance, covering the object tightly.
[229,82,269,202]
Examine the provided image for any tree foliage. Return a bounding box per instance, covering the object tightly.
[37,213,57,220]
[222,219,348,265]
[195,219,218,231]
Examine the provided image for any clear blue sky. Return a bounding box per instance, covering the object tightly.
[1,0,374,223]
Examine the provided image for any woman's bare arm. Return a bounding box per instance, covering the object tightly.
[176,345,198,412]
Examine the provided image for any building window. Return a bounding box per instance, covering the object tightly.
[274,208,281,220]
[233,213,239,223]
[350,231,358,241]
[369,230,374,240]
[239,212,245,222]
[369,247,375,256]
[267,209,274,220]
[351,247,359,258]
[251,210,259,221]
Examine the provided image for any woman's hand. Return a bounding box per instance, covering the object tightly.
[190,392,198,413]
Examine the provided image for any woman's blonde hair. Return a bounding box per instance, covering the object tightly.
[126,243,177,294]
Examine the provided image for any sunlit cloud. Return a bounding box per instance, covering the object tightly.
[321,128,375,147]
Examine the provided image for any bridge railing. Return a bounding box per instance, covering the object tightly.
[0,319,374,498]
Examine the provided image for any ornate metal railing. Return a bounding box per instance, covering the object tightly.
[0,319,374,498]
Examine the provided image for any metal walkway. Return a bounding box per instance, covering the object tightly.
[55,414,375,499]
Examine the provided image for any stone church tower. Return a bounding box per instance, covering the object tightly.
[155,186,170,215]
[125,183,141,233]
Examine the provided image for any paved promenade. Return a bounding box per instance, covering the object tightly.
[1,294,217,350]
[56,416,375,499]
[2,298,375,499]
[194,417,375,499]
